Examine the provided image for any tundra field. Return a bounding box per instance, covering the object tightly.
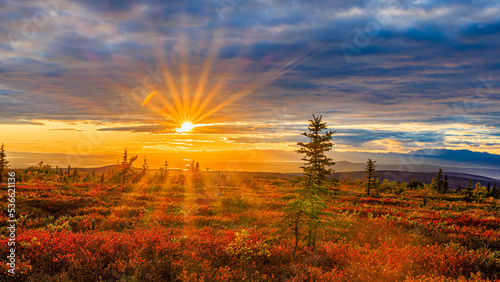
[1,169,500,282]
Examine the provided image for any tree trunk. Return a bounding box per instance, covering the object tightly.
[293,210,302,261]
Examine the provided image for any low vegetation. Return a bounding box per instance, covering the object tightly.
[2,171,500,281]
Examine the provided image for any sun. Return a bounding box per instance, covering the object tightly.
[176,122,195,133]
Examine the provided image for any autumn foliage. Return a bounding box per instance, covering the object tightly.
[1,171,500,281]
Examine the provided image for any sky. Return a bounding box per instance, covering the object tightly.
[0,0,499,171]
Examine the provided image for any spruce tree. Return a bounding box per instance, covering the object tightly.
[465,180,473,203]
[493,182,498,199]
[297,115,336,187]
[189,161,202,187]
[364,158,377,196]
[100,173,105,187]
[73,168,79,182]
[443,174,449,194]
[142,156,149,175]
[120,148,138,189]
[282,115,335,260]
[0,143,9,184]
[189,160,201,172]
[159,160,169,181]
[432,169,443,194]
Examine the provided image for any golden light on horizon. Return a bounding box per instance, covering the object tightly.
[176,122,195,133]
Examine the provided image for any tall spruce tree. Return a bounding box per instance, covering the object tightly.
[364,158,377,196]
[0,143,9,184]
[297,115,336,187]
[282,115,335,260]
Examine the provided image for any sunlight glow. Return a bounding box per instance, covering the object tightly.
[102,27,360,136]
[141,91,157,107]
[131,29,318,130]
[176,122,195,133]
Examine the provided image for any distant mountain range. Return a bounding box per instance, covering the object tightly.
[328,149,500,180]
[332,170,498,189]
[329,161,500,181]
[409,149,500,168]
[330,149,500,170]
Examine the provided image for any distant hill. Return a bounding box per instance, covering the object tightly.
[76,164,118,173]
[327,149,500,180]
[329,161,500,180]
[409,149,500,168]
[75,165,184,173]
[331,170,498,189]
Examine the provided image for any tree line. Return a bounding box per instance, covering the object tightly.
[362,164,499,200]
[0,144,206,189]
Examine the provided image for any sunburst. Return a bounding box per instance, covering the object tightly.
[176,122,195,133]
[102,24,329,133]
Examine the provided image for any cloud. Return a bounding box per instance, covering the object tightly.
[461,21,500,38]
[0,119,45,125]
[97,124,169,133]
[334,129,445,146]
[50,128,83,131]
[73,0,137,13]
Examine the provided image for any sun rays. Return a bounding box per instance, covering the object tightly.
[94,23,334,135]
[131,29,327,133]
